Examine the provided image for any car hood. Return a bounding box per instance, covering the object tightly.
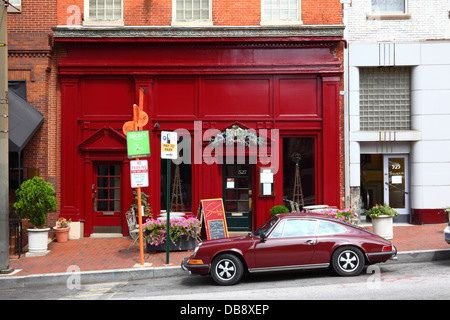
[200,234,256,246]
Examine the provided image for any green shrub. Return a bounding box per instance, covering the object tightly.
[13,176,58,229]
[270,205,290,217]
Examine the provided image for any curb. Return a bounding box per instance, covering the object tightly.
[2,249,450,289]
[387,248,450,264]
[0,265,187,289]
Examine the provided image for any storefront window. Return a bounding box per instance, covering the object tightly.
[160,160,192,213]
[282,137,315,209]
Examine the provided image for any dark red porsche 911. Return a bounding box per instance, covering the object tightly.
[182,213,397,285]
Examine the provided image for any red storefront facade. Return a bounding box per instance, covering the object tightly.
[54,26,344,237]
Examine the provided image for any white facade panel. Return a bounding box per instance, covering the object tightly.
[411,65,450,91]
[411,141,450,163]
[411,90,450,115]
[421,42,450,65]
[394,43,421,66]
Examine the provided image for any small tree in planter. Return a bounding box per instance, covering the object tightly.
[366,203,399,240]
[13,176,58,255]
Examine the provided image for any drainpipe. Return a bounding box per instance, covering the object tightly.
[340,0,351,209]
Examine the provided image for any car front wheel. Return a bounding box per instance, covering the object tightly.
[211,253,244,285]
[331,246,365,276]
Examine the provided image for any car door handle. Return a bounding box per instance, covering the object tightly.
[304,240,316,245]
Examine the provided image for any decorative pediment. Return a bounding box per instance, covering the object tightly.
[209,122,269,147]
[79,127,126,152]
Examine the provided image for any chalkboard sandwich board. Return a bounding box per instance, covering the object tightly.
[200,198,229,240]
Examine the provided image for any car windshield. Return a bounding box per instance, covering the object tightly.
[253,216,279,238]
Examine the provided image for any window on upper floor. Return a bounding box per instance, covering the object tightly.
[359,67,411,131]
[371,0,407,14]
[261,0,302,25]
[172,0,212,26]
[7,0,21,13]
[84,0,123,26]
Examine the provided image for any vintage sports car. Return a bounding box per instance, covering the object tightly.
[182,213,397,285]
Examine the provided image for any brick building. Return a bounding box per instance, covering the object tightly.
[8,0,345,239]
[7,0,58,226]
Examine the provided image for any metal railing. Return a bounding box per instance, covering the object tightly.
[9,211,22,258]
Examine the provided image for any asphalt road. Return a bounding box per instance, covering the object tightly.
[2,260,450,303]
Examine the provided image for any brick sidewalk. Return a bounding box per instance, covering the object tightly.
[6,223,449,277]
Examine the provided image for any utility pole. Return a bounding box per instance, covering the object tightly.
[0,0,13,273]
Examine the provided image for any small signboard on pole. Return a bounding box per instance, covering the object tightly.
[161,131,177,264]
[127,130,150,159]
[130,160,149,188]
[161,131,177,159]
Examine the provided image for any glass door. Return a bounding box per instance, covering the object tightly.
[383,155,409,215]
[223,164,252,232]
[93,163,122,233]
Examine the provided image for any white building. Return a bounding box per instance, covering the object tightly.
[343,0,450,223]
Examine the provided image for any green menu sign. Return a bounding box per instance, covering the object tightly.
[127,130,150,159]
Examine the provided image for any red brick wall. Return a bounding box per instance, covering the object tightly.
[8,0,59,226]
[56,0,342,26]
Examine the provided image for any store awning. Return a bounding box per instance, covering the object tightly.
[8,90,44,153]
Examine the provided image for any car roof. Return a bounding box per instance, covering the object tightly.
[275,212,348,223]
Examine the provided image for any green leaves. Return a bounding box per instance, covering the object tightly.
[13,176,58,229]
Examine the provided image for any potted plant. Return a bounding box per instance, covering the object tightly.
[143,217,200,252]
[269,205,290,217]
[131,190,152,218]
[13,176,58,255]
[366,203,399,239]
[444,207,450,223]
[53,218,72,243]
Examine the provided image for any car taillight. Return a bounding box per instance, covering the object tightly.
[382,245,393,252]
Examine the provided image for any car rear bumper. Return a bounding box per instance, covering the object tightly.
[444,226,450,244]
[181,257,210,275]
[366,245,397,263]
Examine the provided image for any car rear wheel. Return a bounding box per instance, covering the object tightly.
[211,253,244,286]
[332,246,365,276]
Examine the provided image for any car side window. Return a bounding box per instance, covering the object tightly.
[270,220,285,238]
[317,221,347,235]
[271,219,317,238]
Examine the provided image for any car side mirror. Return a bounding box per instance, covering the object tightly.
[260,233,267,243]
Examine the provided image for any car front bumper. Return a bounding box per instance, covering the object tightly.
[181,257,210,275]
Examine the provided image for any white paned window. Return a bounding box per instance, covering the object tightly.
[371,0,407,14]
[85,0,123,25]
[173,0,212,26]
[7,0,21,12]
[359,67,411,131]
[261,0,302,25]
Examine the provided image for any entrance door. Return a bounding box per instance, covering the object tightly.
[223,164,252,232]
[383,155,409,215]
[93,163,122,233]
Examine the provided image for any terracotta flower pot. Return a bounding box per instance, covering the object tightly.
[53,226,70,243]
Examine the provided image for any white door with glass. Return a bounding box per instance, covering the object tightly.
[383,155,409,215]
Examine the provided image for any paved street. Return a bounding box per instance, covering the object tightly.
[2,260,450,302]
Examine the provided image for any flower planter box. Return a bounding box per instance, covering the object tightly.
[145,233,196,252]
